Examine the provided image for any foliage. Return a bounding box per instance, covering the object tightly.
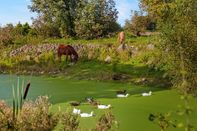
[29,0,119,39]
[92,111,118,131]
[149,94,196,131]
[32,15,61,38]
[0,22,43,46]
[12,22,31,36]
[124,10,155,35]
[29,0,80,37]
[139,0,197,94]
[0,96,58,130]
[149,113,176,131]
[12,77,24,122]
[139,0,176,23]
[157,0,197,94]
[75,0,119,39]
[0,25,14,46]
[60,111,79,131]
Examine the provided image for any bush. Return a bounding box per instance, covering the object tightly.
[18,96,58,130]
[158,0,197,94]
[0,27,14,46]
[60,111,79,131]
[92,112,118,131]
[0,96,58,130]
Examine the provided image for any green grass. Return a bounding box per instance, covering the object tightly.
[43,35,152,46]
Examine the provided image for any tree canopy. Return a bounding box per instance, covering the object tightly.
[140,0,197,94]
[29,0,119,39]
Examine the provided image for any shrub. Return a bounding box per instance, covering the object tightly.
[92,112,118,131]
[0,96,58,130]
[0,27,14,46]
[154,0,197,94]
[18,96,58,130]
[60,111,79,131]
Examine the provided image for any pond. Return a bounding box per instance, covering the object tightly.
[0,74,136,104]
[1,74,197,131]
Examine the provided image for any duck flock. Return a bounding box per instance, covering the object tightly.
[71,90,152,118]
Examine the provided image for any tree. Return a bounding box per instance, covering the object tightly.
[149,0,197,94]
[29,0,79,37]
[124,10,155,35]
[22,23,31,36]
[74,0,119,39]
[0,24,14,46]
[13,22,23,36]
[139,0,176,24]
[32,16,60,37]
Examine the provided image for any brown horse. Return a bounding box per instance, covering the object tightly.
[57,44,78,63]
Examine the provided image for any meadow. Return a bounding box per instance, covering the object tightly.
[0,35,196,130]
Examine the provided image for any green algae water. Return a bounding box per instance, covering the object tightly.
[0,74,134,104]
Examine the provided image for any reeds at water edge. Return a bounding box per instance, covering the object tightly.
[12,77,31,120]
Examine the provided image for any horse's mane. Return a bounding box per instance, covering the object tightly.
[67,45,78,58]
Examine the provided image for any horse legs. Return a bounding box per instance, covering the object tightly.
[70,55,73,63]
[58,54,62,62]
[66,54,68,62]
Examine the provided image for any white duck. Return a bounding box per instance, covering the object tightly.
[142,91,152,96]
[97,104,111,109]
[73,108,81,114]
[117,93,129,98]
[80,111,94,118]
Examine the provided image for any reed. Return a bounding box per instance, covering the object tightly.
[23,82,30,100]
[12,77,31,120]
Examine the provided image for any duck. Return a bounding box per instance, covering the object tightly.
[142,91,152,96]
[70,101,81,106]
[117,93,129,98]
[116,90,127,94]
[80,111,94,117]
[97,104,111,109]
[85,97,99,106]
[73,108,81,114]
[85,97,94,103]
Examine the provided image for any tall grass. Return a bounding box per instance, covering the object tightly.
[12,77,30,122]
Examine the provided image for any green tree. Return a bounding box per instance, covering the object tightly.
[74,0,119,39]
[32,16,60,37]
[13,22,23,36]
[22,23,31,36]
[145,0,197,94]
[29,0,79,37]
[12,22,31,36]
[124,10,155,35]
[0,24,14,46]
[139,0,176,24]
